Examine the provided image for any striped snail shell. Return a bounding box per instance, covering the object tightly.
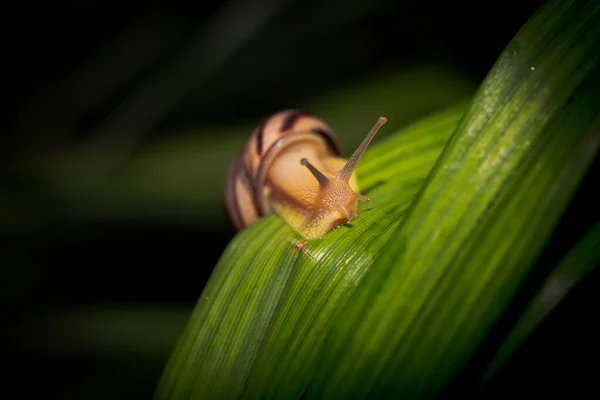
[225,109,386,240]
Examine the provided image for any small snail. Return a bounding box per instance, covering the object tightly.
[225,110,387,240]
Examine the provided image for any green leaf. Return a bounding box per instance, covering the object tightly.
[483,220,600,381]
[310,0,600,398]
[155,0,600,399]
[153,102,465,399]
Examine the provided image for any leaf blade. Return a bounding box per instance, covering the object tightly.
[310,0,600,398]
[154,102,465,399]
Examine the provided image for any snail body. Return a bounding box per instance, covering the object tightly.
[225,110,386,240]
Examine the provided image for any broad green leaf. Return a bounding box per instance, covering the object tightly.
[310,0,600,398]
[153,102,465,399]
[241,104,470,400]
[240,201,407,399]
[483,221,600,381]
[154,205,405,400]
[156,1,600,399]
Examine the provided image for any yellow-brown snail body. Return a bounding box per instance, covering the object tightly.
[225,110,386,240]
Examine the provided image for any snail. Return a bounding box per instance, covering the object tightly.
[225,110,387,240]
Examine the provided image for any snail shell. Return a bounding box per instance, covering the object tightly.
[225,109,386,240]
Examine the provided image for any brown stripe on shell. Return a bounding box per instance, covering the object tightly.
[311,126,340,155]
[255,116,269,155]
[244,160,262,222]
[280,110,309,132]
[224,151,245,229]
[224,150,262,229]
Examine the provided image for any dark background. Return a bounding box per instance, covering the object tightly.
[2,0,597,398]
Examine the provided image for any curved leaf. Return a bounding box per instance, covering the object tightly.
[154,102,466,399]
[155,1,600,399]
[311,0,600,398]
